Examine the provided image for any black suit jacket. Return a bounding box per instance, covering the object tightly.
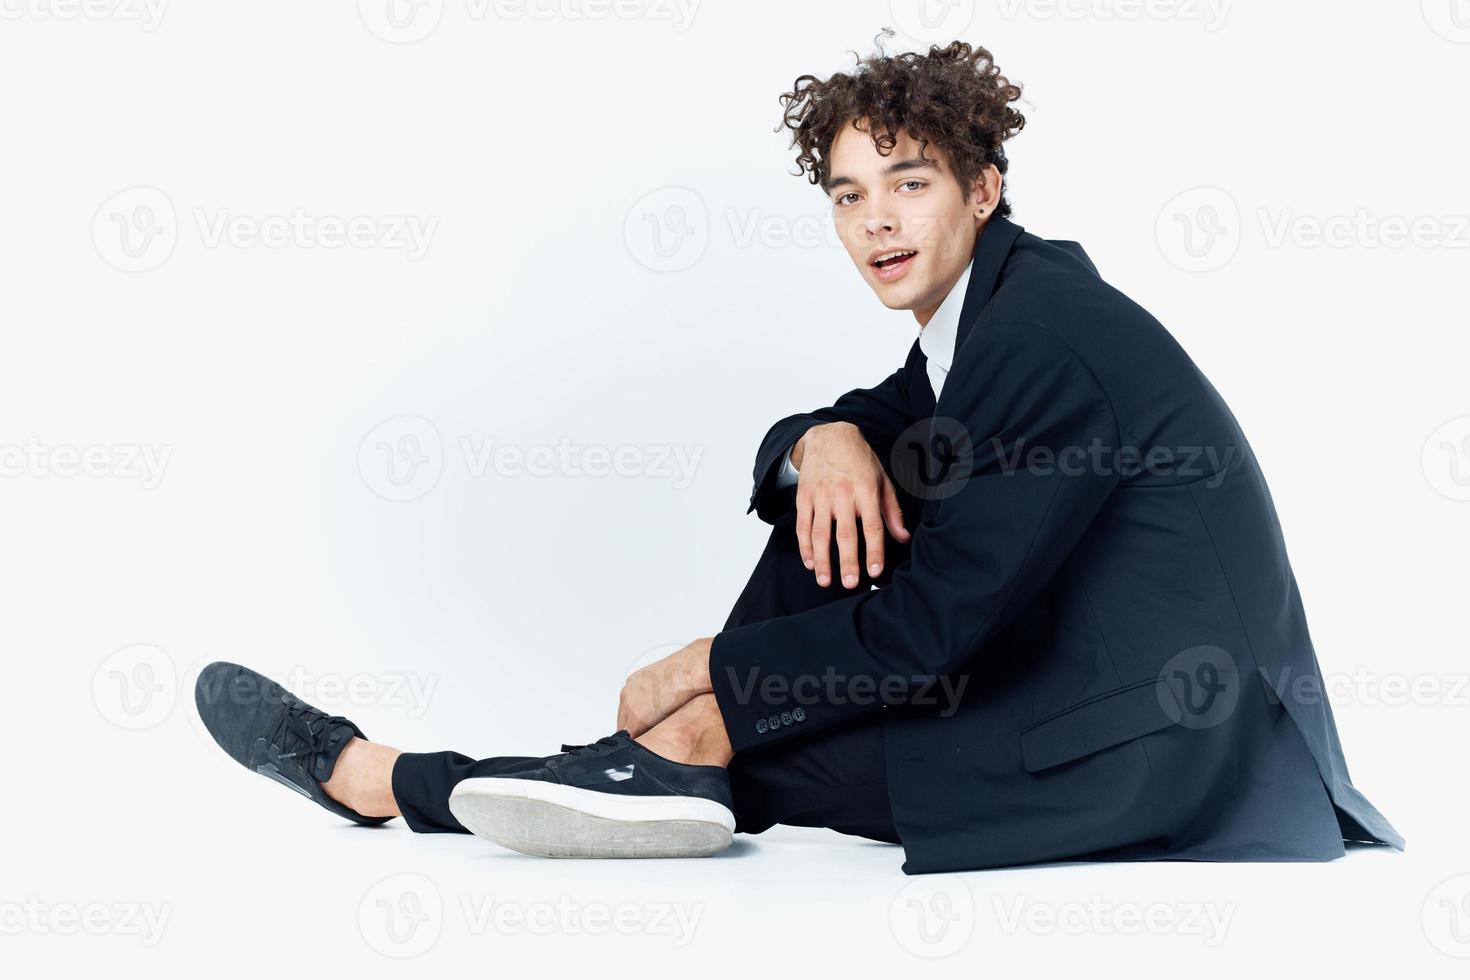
[710,217,1404,873]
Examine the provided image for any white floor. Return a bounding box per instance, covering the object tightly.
[5,709,1457,978]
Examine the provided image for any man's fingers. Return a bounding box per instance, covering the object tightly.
[833,496,861,589]
[880,474,911,542]
[859,489,886,577]
[811,499,833,587]
[795,491,815,570]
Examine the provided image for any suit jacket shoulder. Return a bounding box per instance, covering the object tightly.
[967,231,1245,483]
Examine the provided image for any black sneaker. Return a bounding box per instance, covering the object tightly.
[194,661,392,826]
[448,731,735,858]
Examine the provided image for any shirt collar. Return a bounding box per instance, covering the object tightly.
[917,257,971,374]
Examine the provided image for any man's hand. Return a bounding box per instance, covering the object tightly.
[791,421,910,589]
[617,637,713,738]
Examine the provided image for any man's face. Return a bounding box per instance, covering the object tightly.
[825,121,986,324]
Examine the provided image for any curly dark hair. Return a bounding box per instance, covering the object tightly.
[777,31,1026,218]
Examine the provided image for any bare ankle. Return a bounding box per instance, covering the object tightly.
[637,694,733,768]
[322,738,403,817]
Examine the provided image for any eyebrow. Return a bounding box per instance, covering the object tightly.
[822,157,939,194]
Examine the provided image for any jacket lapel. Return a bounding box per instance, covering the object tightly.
[915,217,1024,523]
[955,215,1024,354]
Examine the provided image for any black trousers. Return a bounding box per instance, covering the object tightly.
[390,524,901,844]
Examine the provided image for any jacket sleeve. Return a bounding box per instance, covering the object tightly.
[712,319,1121,751]
[748,356,923,525]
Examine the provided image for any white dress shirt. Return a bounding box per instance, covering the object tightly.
[776,256,974,487]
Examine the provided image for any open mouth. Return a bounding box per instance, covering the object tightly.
[871,249,917,281]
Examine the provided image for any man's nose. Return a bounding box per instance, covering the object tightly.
[863,212,897,236]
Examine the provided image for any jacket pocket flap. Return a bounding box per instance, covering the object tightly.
[1020,678,1178,773]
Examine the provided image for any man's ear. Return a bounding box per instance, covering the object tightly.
[969,164,1003,215]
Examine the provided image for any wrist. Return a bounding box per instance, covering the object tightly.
[794,421,855,468]
[683,637,713,695]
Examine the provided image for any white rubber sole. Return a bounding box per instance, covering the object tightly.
[448,777,736,859]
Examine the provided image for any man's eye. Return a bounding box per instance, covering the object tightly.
[898,180,926,192]
[834,193,859,206]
